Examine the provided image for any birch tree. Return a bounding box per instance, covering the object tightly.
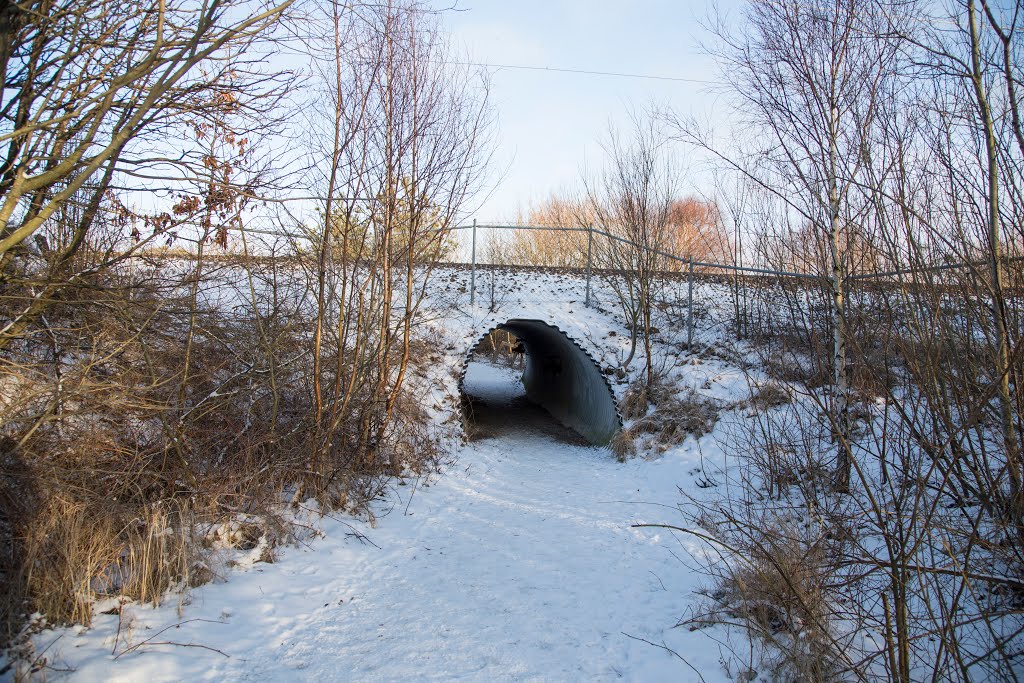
[301,0,491,490]
[671,0,901,490]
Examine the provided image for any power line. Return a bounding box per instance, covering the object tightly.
[457,61,715,85]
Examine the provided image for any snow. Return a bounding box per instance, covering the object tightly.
[9,269,755,682]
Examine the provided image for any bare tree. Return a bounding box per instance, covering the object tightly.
[664,196,729,268]
[897,0,1024,517]
[0,0,491,644]
[666,1,1024,678]
[484,193,592,268]
[671,0,902,489]
[299,0,491,493]
[586,113,680,385]
[0,0,294,349]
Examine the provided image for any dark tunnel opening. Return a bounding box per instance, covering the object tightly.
[460,320,621,446]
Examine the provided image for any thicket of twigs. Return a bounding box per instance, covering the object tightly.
[679,263,1021,680]
[0,0,489,648]
[637,1,1024,679]
[0,215,456,646]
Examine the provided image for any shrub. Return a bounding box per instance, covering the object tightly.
[0,256,445,645]
[687,508,848,682]
[616,377,720,457]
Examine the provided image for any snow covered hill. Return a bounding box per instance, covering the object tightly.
[8,268,752,682]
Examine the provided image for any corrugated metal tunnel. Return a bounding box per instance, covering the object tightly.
[462,319,621,445]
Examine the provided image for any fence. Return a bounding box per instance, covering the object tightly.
[448,221,824,348]
[448,221,1024,284]
[111,212,1020,352]
[436,221,1024,349]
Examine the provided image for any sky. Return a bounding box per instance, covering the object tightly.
[444,0,742,223]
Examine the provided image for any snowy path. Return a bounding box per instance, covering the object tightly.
[35,363,730,682]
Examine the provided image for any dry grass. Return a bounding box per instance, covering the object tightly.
[460,394,495,442]
[615,377,720,459]
[619,377,676,420]
[691,512,846,682]
[609,429,637,460]
[0,259,446,649]
[747,382,792,412]
[762,349,830,389]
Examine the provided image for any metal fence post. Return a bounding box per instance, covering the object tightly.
[470,219,477,306]
[490,268,495,311]
[585,223,593,307]
[687,255,694,349]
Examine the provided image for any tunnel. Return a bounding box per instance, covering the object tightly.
[460,319,621,445]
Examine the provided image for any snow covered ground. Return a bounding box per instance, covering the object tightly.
[9,270,753,682]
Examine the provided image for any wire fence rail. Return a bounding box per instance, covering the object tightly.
[424,220,1024,349]
[458,224,818,348]
[91,191,1023,292]
[161,215,1024,293]
[124,215,1021,351]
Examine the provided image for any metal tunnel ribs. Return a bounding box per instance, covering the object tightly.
[462,319,622,445]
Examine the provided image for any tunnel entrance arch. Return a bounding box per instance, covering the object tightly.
[460,319,621,445]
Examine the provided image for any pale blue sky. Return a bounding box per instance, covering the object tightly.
[446,0,741,222]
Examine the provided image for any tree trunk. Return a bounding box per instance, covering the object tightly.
[829,106,851,493]
[968,0,1021,516]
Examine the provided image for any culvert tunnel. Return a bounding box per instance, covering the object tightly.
[461,319,621,445]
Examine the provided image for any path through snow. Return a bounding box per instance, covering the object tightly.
[25,361,734,682]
